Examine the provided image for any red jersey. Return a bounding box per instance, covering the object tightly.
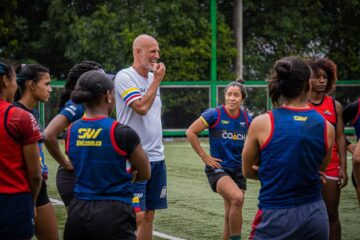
[308,95,337,125]
[0,99,41,194]
[308,95,339,178]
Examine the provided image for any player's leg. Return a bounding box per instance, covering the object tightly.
[137,160,167,240]
[35,203,58,240]
[351,171,360,206]
[136,210,155,240]
[223,199,231,240]
[217,176,245,239]
[354,187,360,206]
[35,180,59,240]
[322,178,341,240]
[132,181,147,237]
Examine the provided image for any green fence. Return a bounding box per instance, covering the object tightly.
[40,80,360,137]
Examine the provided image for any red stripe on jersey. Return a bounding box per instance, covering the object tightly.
[110,121,127,156]
[209,108,221,129]
[260,112,274,151]
[352,98,360,125]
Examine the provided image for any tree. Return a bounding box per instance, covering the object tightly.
[0,0,20,58]
[219,0,360,80]
[2,0,360,81]
[64,0,236,80]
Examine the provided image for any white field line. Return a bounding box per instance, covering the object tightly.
[153,231,186,240]
[50,198,186,240]
[165,144,209,148]
[50,198,65,206]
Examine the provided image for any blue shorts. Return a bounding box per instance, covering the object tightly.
[132,160,167,211]
[0,193,35,240]
[250,199,328,240]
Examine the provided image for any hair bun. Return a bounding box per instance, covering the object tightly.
[275,59,293,77]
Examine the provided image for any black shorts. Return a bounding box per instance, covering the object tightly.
[36,179,50,207]
[352,170,358,188]
[64,198,136,240]
[205,166,247,192]
[56,165,76,206]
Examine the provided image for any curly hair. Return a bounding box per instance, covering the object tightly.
[58,61,102,111]
[308,58,337,94]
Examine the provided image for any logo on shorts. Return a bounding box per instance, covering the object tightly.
[160,186,167,198]
[132,197,141,212]
[134,193,143,198]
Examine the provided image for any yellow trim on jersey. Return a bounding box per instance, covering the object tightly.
[200,116,209,127]
[121,87,140,98]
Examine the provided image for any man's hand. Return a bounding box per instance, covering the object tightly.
[153,62,166,83]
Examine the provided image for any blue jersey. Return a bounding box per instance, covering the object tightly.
[59,100,85,123]
[201,105,251,169]
[352,98,360,140]
[258,107,327,209]
[66,117,133,204]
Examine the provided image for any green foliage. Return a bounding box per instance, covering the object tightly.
[241,1,328,79]
[1,0,360,81]
[1,0,237,81]
[320,0,360,79]
[0,0,20,57]
[217,21,237,80]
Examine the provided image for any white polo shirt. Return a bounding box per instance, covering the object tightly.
[114,67,164,162]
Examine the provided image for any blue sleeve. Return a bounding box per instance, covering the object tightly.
[32,108,45,140]
[59,101,85,123]
[200,108,218,127]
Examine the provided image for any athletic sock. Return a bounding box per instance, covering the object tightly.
[230,235,241,240]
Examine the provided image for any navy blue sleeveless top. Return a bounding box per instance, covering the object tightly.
[258,107,327,209]
[66,117,133,204]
